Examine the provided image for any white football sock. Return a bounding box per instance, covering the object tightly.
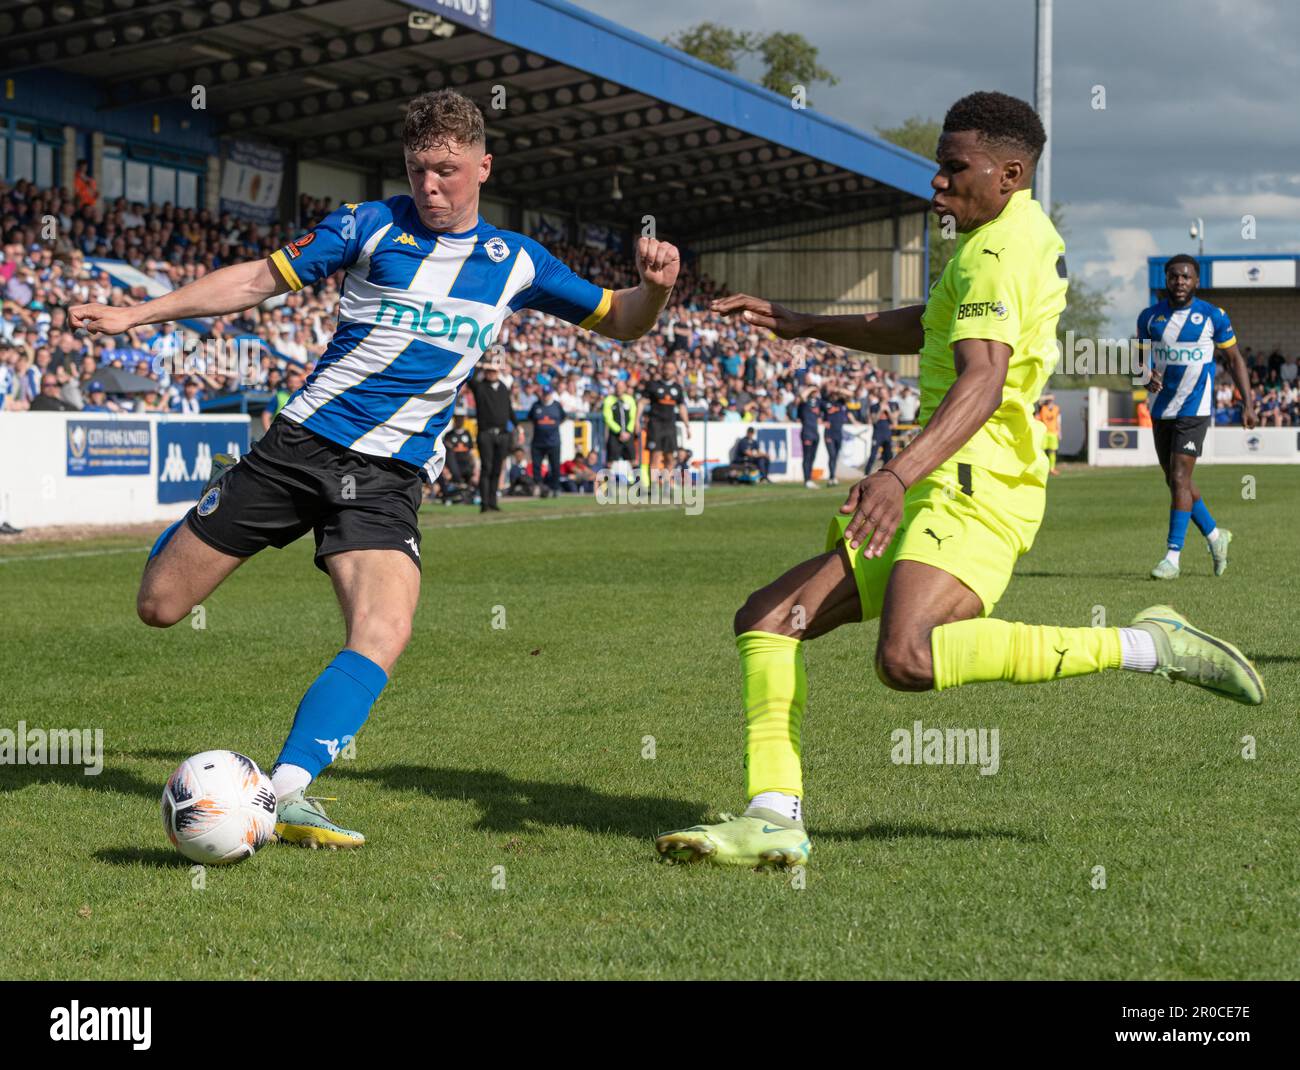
[1163,548,1181,566]
[1119,628,1159,672]
[1204,526,1219,544]
[748,791,802,823]
[271,763,312,798]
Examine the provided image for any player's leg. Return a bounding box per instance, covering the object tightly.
[801,433,818,486]
[886,469,1262,703]
[137,522,246,627]
[1183,461,1232,576]
[656,543,871,867]
[269,441,424,849]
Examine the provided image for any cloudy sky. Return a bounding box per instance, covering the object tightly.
[571,0,1300,333]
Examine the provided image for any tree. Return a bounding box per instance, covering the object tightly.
[665,23,838,101]
[663,22,756,73]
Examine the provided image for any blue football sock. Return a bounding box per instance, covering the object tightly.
[1190,499,1217,537]
[1167,509,1192,551]
[148,515,187,561]
[274,650,388,779]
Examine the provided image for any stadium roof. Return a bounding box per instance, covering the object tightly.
[5,0,935,242]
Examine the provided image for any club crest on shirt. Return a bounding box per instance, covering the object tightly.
[1190,312,1204,324]
[197,486,220,516]
[485,236,509,262]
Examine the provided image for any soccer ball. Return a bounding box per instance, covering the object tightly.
[161,750,277,865]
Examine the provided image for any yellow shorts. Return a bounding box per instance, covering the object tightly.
[826,459,1046,618]
[1043,432,1059,451]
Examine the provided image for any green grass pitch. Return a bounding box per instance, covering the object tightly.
[1,465,1296,979]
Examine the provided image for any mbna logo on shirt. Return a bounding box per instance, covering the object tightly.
[376,298,496,350]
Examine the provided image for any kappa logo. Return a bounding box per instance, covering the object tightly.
[1182,440,1197,452]
[404,536,420,560]
[484,236,509,262]
[392,231,419,246]
[197,486,220,516]
[315,738,341,760]
[344,202,361,211]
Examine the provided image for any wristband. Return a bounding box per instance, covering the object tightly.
[880,467,907,492]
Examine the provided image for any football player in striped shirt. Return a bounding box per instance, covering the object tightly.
[70,90,680,848]
[1138,255,1256,580]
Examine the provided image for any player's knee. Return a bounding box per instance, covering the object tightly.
[136,589,185,629]
[875,639,933,692]
[348,609,412,661]
[734,591,789,637]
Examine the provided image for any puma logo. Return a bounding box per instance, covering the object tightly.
[982,247,1004,261]
[1053,648,1068,677]
[923,527,951,548]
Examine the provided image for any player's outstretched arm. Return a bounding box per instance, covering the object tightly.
[711,293,925,354]
[595,236,681,341]
[840,337,1009,558]
[69,257,290,336]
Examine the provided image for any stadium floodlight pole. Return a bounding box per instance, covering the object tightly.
[1190,217,1205,256]
[1034,0,1053,215]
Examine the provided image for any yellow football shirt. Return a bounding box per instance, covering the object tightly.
[918,189,1067,483]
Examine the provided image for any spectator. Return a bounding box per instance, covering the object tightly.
[527,385,565,498]
[28,373,78,411]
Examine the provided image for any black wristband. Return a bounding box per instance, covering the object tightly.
[880,467,907,492]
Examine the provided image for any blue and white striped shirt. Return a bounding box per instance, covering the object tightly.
[270,196,611,480]
[1137,298,1236,419]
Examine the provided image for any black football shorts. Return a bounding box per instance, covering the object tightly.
[1152,415,1211,469]
[646,421,679,453]
[186,417,424,573]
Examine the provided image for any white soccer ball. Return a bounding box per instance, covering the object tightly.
[161,750,278,865]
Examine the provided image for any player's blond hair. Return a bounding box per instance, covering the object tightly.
[402,89,485,153]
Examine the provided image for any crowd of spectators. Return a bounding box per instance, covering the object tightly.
[1,175,915,432]
[1219,347,1300,426]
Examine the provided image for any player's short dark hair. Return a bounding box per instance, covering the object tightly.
[402,89,485,153]
[943,91,1046,166]
[1165,253,1200,275]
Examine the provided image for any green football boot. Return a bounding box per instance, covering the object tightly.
[655,807,810,868]
[1130,605,1265,706]
[1208,529,1232,577]
[274,790,365,850]
[1150,557,1180,580]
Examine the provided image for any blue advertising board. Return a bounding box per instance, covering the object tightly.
[157,421,252,503]
[66,420,152,476]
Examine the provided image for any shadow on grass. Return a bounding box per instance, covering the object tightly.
[0,763,160,800]
[331,763,708,839]
[1252,654,1300,665]
[818,822,1035,843]
[94,847,193,869]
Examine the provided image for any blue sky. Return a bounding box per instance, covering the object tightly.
[571,0,1300,333]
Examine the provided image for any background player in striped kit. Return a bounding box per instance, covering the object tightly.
[69,89,680,848]
[1138,255,1256,580]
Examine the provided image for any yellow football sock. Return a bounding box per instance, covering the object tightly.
[737,630,805,798]
[1047,450,1058,469]
[931,619,1123,690]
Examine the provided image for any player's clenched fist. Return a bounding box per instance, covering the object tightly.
[69,302,139,337]
[710,292,809,340]
[635,236,680,290]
